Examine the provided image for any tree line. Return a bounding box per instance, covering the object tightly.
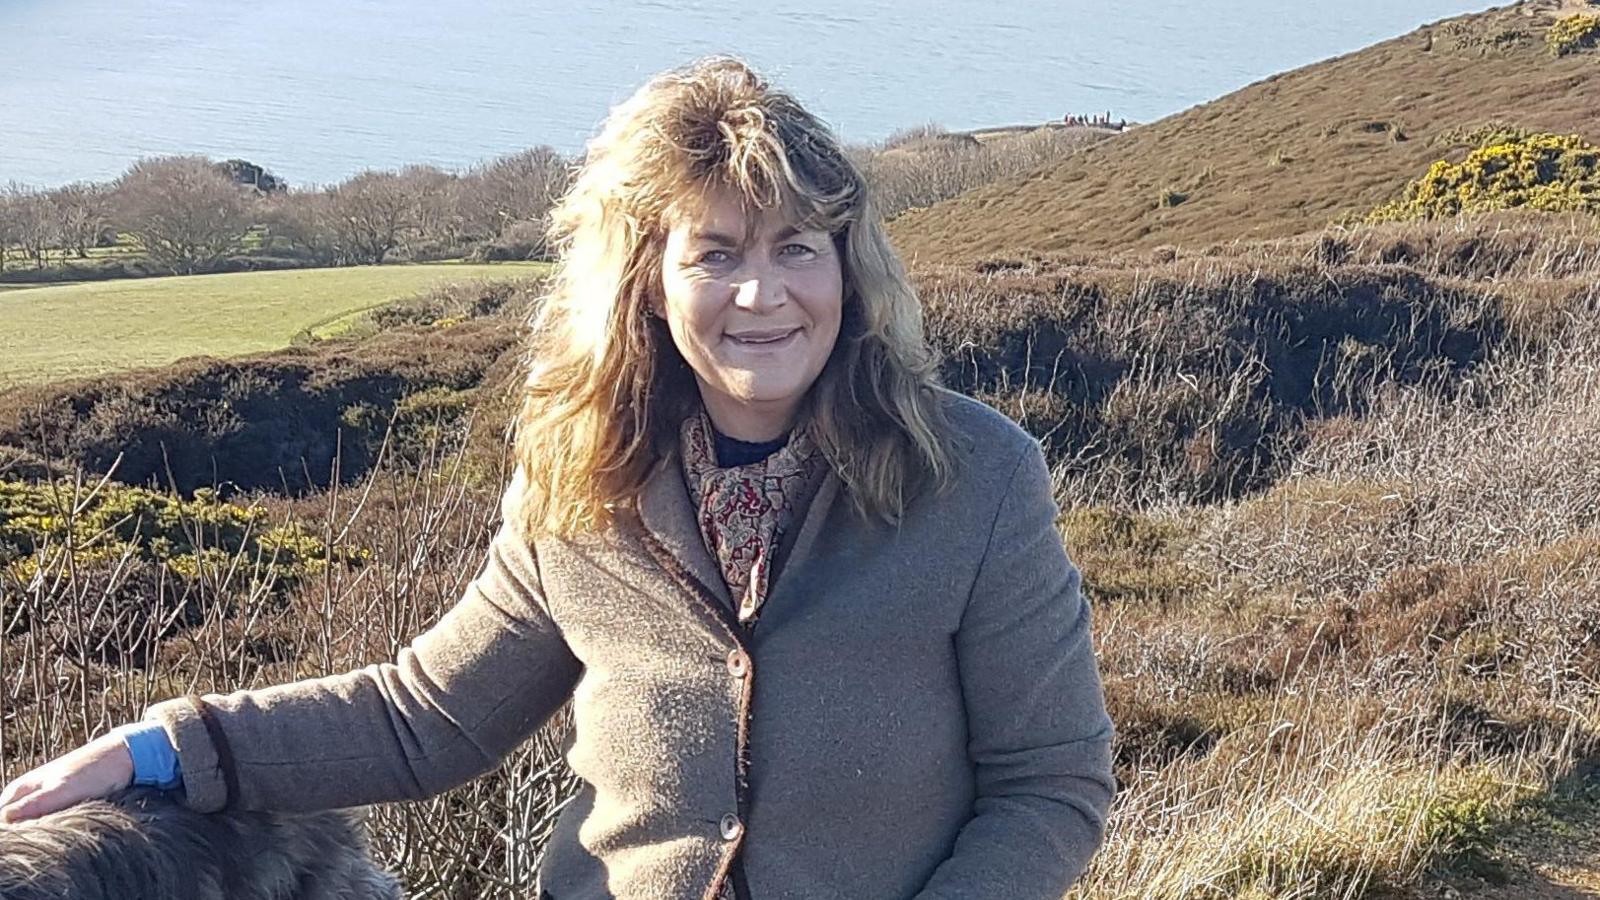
[0,123,1098,279]
[0,148,571,277]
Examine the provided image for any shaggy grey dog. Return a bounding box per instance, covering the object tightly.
[0,787,403,899]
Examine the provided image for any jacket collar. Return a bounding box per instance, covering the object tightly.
[636,445,842,611]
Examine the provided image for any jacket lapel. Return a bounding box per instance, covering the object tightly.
[773,467,840,586]
[637,453,734,609]
[636,445,845,615]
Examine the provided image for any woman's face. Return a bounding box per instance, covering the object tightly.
[654,185,844,442]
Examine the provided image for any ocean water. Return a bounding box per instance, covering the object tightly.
[0,0,1496,189]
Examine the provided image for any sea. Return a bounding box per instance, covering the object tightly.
[0,0,1497,189]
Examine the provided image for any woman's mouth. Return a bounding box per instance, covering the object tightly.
[726,328,800,349]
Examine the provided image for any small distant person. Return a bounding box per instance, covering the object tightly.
[0,57,1116,899]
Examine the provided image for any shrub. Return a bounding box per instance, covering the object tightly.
[468,219,550,261]
[1369,132,1600,222]
[0,478,365,616]
[1058,506,1202,605]
[1547,13,1600,56]
[1433,122,1535,149]
[924,259,1505,504]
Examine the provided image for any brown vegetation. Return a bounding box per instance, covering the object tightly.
[889,0,1600,261]
[850,123,1108,220]
[2,208,1597,896]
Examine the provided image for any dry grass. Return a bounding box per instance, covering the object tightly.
[1067,288,1600,898]
[852,124,1109,221]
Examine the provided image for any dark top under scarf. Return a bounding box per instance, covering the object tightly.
[712,429,790,467]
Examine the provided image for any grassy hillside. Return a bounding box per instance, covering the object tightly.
[0,262,546,389]
[889,0,1600,262]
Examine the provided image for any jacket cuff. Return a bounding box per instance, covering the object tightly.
[143,696,230,813]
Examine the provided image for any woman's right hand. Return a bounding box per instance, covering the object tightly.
[0,731,135,823]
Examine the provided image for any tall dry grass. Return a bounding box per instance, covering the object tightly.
[0,424,579,898]
[1069,269,1600,898]
[3,214,1599,897]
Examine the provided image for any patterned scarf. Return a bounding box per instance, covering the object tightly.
[679,407,825,624]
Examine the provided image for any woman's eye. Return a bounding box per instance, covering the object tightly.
[696,249,732,266]
[781,243,817,259]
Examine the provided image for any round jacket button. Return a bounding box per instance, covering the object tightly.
[726,649,748,678]
[719,813,744,841]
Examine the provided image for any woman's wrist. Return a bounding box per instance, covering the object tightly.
[112,721,183,789]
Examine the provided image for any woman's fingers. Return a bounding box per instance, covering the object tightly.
[0,734,136,824]
[0,775,49,823]
[0,775,41,817]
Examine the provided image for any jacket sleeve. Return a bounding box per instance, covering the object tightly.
[914,440,1117,899]
[141,468,583,814]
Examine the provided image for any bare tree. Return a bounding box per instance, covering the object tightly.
[0,190,15,274]
[258,190,341,265]
[114,156,252,275]
[50,182,113,259]
[325,171,411,265]
[395,165,466,258]
[4,184,57,270]
[464,146,569,240]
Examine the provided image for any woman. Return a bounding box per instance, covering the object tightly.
[0,57,1115,899]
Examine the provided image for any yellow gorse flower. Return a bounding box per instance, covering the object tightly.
[1367,132,1600,223]
[1547,13,1600,57]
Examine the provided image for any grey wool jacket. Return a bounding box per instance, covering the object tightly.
[143,390,1117,900]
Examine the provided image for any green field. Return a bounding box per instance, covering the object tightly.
[0,262,546,389]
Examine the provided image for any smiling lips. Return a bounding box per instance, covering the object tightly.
[726,327,800,347]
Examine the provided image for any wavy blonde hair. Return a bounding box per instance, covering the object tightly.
[512,56,953,536]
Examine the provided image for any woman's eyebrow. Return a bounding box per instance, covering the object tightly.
[687,229,741,246]
[686,224,818,245]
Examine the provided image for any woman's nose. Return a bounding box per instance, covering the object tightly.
[733,268,786,310]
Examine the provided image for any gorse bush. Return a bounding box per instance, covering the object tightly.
[1433,121,1536,149]
[0,478,365,591]
[1369,132,1600,222]
[1547,13,1600,57]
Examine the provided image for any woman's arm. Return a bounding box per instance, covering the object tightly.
[914,441,1117,899]
[144,470,583,814]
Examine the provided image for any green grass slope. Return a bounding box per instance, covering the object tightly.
[889,0,1600,262]
[0,263,545,389]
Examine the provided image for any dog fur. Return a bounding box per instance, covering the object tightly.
[0,787,403,899]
